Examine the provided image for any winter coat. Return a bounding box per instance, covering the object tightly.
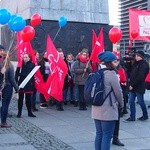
[92,70,124,121]
[15,61,35,92]
[5,62,18,92]
[129,60,149,94]
[73,60,92,85]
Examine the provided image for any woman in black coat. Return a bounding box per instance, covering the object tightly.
[15,53,36,118]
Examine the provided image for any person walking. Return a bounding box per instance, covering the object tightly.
[15,53,36,118]
[126,50,149,121]
[92,51,124,150]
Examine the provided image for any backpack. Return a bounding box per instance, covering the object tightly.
[84,69,112,106]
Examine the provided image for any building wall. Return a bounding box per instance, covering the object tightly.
[0,0,112,59]
[119,0,149,52]
[0,0,109,24]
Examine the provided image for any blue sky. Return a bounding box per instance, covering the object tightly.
[108,0,119,25]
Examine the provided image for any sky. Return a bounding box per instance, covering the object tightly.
[108,0,119,25]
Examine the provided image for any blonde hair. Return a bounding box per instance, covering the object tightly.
[0,51,10,69]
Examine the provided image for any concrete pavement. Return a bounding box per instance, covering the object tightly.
[0,91,150,150]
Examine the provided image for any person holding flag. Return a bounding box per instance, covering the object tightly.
[73,48,92,110]
[0,51,19,128]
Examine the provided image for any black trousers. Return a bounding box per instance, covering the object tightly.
[113,108,121,139]
[18,92,32,115]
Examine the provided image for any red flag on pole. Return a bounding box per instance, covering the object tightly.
[44,35,68,101]
[90,28,104,63]
[129,8,150,41]
[17,32,36,67]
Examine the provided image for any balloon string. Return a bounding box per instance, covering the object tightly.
[53,27,61,42]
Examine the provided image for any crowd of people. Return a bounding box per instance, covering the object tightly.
[0,44,150,150]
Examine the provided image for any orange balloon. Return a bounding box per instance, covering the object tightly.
[30,13,41,27]
[109,27,122,44]
[21,25,35,42]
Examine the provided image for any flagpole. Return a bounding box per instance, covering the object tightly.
[53,27,61,42]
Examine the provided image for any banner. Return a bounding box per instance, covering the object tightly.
[19,66,40,89]
[129,8,150,41]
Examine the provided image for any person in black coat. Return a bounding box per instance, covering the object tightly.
[126,50,149,121]
[15,53,36,118]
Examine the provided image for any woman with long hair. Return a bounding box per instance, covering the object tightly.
[92,51,124,150]
[0,51,18,128]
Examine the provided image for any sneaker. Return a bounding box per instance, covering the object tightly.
[138,116,148,121]
[40,103,48,108]
[0,123,12,128]
[126,117,135,121]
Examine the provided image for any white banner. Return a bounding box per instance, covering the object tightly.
[19,66,40,89]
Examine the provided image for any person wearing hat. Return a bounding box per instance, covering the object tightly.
[126,50,149,121]
[91,51,124,150]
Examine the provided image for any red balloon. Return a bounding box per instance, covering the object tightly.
[21,25,35,42]
[131,30,138,39]
[109,27,122,44]
[30,13,41,27]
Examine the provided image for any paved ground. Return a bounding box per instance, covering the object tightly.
[1,91,150,150]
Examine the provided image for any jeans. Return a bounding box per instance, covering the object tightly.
[1,84,13,123]
[94,119,115,150]
[129,91,148,119]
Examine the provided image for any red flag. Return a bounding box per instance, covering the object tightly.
[45,35,68,101]
[34,70,48,96]
[90,28,104,63]
[17,32,36,67]
[129,8,150,41]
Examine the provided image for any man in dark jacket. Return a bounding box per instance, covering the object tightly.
[126,50,149,121]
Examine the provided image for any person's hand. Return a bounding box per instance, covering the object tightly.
[84,68,87,72]
[1,67,6,74]
[129,86,133,90]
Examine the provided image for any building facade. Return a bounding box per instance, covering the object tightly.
[0,0,112,57]
[119,0,150,52]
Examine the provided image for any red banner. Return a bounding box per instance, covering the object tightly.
[129,8,150,41]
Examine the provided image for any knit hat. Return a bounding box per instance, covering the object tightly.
[0,45,5,50]
[135,50,144,58]
[98,51,117,62]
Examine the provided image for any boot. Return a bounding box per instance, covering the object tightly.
[56,102,64,111]
[112,138,124,146]
[82,102,87,110]
[28,113,36,117]
[74,101,78,107]
[79,102,84,110]
[17,111,22,118]
[26,101,36,117]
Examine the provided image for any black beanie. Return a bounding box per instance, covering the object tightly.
[135,50,144,58]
